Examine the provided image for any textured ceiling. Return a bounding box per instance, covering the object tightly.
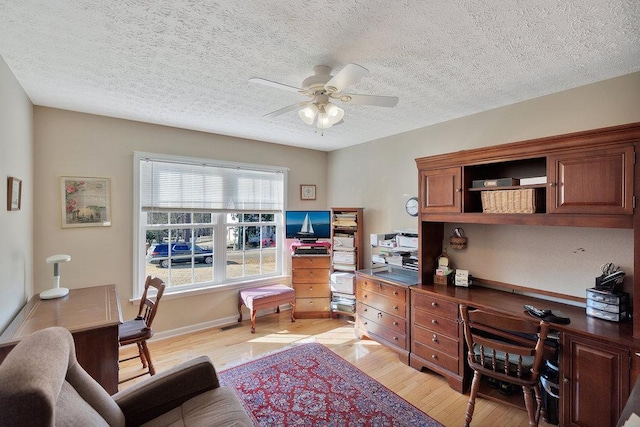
[0,1,638,151]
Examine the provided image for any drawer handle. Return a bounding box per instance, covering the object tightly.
[431,354,438,359]
[431,302,438,307]
[393,306,399,311]
[377,283,382,288]
[364,321,368,325]
[636,353,640,357]
[393,321,398,326]
[393,291,398,295]
[432,334,438,343]
[309,301,314,305]
[431,319,437,325]
[377,312,383,318]
[363,308,368,312]
[393,336,398,341]
[309,287,313,290]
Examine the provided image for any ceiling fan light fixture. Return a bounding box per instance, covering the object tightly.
[315,112,333,129]
[324,103,344,124]
[298,103,319,125]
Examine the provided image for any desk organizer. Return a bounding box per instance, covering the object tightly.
[586,288,629,322]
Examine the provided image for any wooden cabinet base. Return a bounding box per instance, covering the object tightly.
[409,354,466,393]
[295,311,330,319]
[356,329,409,364]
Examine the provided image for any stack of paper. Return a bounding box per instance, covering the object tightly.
[333,213,357,227]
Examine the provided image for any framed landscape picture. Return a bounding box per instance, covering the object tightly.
[61,176,111,228]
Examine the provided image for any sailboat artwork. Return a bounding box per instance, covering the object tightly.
[297,213,314,237]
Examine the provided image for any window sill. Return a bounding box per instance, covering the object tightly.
[128,275,291,305]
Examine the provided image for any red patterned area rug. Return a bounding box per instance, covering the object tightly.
[219,342,442,426]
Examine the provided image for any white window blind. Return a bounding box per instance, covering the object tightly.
[139,157,284,212]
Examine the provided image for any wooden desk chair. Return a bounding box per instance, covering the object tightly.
[119,276,165,384]
[460,305,549,427]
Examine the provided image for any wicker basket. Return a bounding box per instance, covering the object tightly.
[481,188,542,214]
[449,236,467,249]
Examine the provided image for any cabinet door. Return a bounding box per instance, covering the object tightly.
[561,333,630,427]
[420,167,462,213]
[548,146,634,215]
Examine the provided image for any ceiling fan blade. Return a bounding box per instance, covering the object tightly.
[249,77,303,94]
[263,102,309,118]
[325,63,368,93]
[342,93,399,107]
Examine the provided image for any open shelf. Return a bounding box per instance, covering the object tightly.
[477,376,526,411]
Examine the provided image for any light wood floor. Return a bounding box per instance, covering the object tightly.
[119,312,554,427]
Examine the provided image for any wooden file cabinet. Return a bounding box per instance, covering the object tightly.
[291,255,330,318]
[410,288,465,393]
[355,272,410,364]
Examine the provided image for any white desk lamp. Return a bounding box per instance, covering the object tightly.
[40,254,71,300]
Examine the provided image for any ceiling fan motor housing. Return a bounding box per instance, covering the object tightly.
[301,65,333,92]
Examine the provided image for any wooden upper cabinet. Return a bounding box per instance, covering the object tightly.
[548,145,634,215]
[420,167,461,213]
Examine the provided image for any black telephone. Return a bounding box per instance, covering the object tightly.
[524,305,570,324]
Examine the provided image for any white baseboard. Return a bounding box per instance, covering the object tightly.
[149,305,292,342]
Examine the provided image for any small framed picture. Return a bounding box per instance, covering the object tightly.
[7,177,22,211]
[300,184,316,200]
[61,176,112,228]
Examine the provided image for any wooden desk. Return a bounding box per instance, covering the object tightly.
[0,285,122,394]
[411,283,638,427]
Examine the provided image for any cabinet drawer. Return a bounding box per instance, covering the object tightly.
[357,289,405,316]
[413,292,458,319]
[414,309,459,338]
[413,341,459,373]
[293,268,329,283]
[359,318,407,350]
[292,283,329,298]
[413,324,459,357]
[295,297,330,312]
[358,303,405,335]
[357,278,406,302]
[292,256,331,269]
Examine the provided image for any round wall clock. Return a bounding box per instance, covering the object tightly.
[405,197,419,216]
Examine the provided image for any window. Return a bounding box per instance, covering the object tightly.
[134,152,287,297]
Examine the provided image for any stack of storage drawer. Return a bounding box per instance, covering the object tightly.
[586,288,629,322]
[355,275,410,363]
[410,289,465,393]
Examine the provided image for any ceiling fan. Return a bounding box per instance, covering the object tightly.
[249,64,399,130]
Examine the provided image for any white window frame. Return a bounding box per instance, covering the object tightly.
[133,151,288,298]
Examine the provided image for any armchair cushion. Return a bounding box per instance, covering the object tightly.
[114,356,220,425]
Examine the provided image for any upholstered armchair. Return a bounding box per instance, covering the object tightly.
[0,326,252,426]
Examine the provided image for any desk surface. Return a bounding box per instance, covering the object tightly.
[0,284,122,346]
[412,283,637,349]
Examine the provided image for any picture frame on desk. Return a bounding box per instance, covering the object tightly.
[300,184,316,200]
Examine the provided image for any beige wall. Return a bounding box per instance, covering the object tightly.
[328,72,640,298]
[33,108,328,333]
[0,56,33,330]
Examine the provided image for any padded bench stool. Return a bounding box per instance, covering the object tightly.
[238,284,296,333]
